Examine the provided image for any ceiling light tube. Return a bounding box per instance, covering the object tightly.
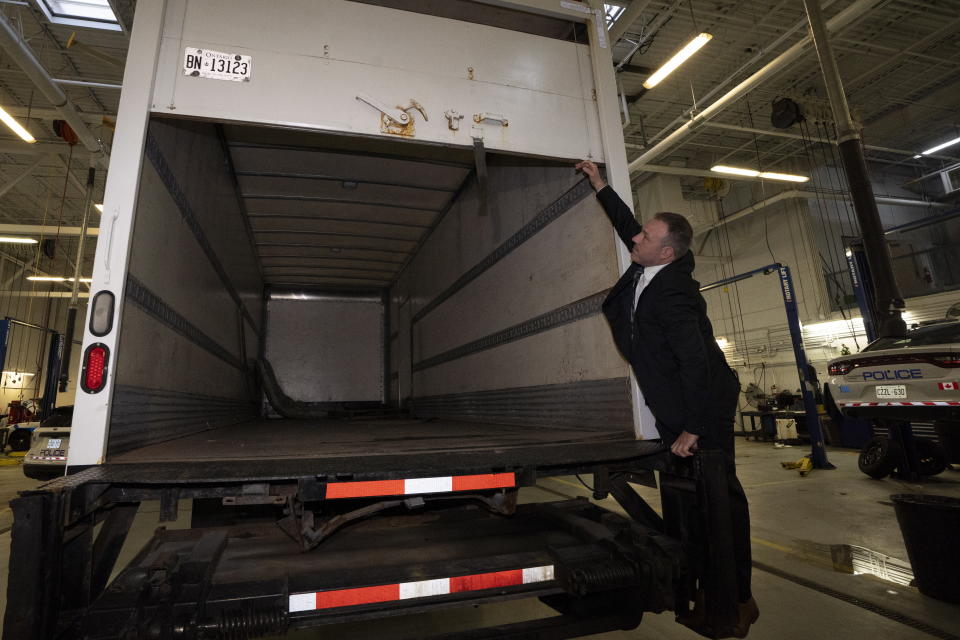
[921,136,960,156]
[0,105,36,143]
[643,33,713,89]
[94,203,104,213]
[26,276,93,283]
[0,237,38,244]
[711,165,760,177]
[759,171,809,182]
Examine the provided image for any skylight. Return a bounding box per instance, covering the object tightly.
[604,3,626,28]
[37,0,121,31]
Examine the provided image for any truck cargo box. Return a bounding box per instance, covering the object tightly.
[94,118,642,476]
[66,0,650,474]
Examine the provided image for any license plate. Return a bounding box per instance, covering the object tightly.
[876,385,907,399]
[183,47,251,82]
[46,438,62,448]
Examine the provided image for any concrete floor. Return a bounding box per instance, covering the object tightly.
[1,439,959,639]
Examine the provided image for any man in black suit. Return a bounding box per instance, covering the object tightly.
[575,160,758,637]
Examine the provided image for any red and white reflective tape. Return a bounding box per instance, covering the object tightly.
[28,455,67,461]
[289,565,554,613]
[325,472,516,499]
[841,401,960,407]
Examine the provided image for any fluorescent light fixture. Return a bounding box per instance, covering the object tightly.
[643,33,713,89]
[921,136,960,156]
[716,337,729,349]
[0,237,38,244]
[26,276,93,283]
[0,105,36,143]
[2,371,35,377]
[711,165,759,177]
[94,203,104,213]
[912,154,922,159]
[759,171,809,183]
[711,165,808,182]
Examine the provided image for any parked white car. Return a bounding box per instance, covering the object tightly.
[825,321,959,478]
[22,409,72,481]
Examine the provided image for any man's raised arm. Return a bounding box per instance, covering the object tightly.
[575,160,640,250]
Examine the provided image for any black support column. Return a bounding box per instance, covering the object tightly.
[803,0,906,338]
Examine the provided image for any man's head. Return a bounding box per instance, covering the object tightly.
[629,211,693,266]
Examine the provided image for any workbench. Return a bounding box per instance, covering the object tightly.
[738,410,808,442]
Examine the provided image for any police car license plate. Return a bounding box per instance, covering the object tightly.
[46,438,62,448]
[876,385,906,399]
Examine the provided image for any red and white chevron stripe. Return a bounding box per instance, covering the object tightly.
[289,565,555,613]
[28,455,67,461]
[325,472,516,499]
[841,401,960,407]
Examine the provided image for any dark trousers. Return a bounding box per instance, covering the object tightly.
[658,369,752,602]
[715,371,752,602]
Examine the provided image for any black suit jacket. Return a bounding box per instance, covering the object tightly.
[597,186,735,445]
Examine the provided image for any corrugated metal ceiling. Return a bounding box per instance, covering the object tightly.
[223,124,472,291]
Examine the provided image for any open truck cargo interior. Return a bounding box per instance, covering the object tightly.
[105,117,640,469]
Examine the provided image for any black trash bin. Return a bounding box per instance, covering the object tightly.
[891,494,960,603]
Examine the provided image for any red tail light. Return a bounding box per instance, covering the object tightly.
[930,355,960,368]
[81,343,109,393]
[829,362,853,376]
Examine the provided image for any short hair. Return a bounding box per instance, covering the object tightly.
[654,211,693,258]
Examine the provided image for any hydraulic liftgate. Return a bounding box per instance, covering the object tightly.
[5,449,746,640]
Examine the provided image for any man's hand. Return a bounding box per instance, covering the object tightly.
[575,160,607,192]
[671,431,700,458]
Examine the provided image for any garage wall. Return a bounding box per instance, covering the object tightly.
[0,296,86,414]
[635,168,955,396]
[108,118,263,456]
[391,160,634,434]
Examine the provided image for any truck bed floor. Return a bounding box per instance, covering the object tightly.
[95,418,662,482]
[110,418,637,463]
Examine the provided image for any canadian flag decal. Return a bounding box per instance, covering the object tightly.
[939,382,958,390]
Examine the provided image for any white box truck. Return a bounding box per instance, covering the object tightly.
[5,2,742,638]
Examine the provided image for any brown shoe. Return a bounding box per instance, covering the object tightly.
[731,597,759,638]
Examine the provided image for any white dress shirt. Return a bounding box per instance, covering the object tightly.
[633,262,668,312]
[631,261,669,441]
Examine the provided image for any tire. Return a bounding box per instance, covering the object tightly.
[915,439,948,477]
[7,429,32,452]
[859,436,902,479]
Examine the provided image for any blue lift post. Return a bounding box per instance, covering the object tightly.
[846,243,878,343]
[39,333,65,420]
[700,263,834,469]
[0,317,65,421]
[0,319,9,379]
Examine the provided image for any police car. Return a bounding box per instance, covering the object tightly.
[22,407,72,481]
[826,321,960,422]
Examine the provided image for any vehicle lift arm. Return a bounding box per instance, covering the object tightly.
[700,263,834,470]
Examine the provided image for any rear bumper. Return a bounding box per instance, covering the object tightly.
[22,462,66,481]
[837,402,960,422]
